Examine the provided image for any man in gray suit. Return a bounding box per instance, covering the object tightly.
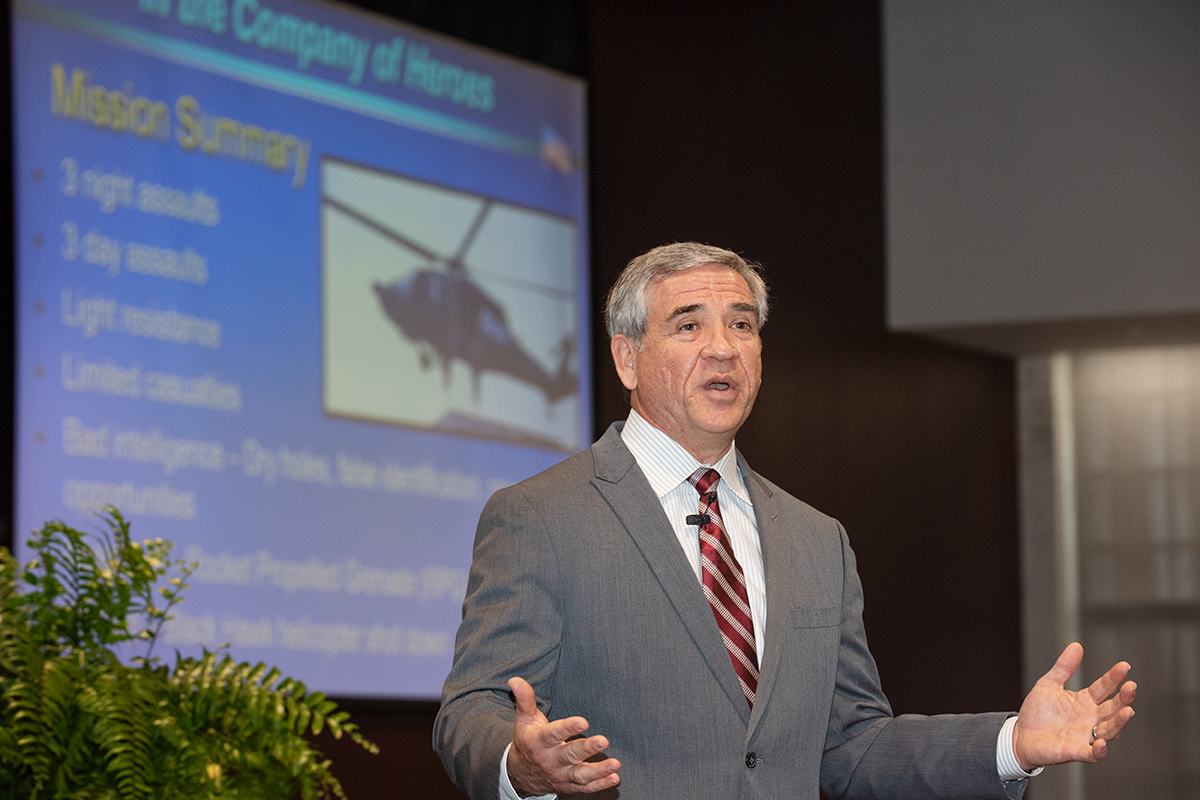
[434,243,1136,799]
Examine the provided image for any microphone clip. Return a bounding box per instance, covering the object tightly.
[686,514,710,527]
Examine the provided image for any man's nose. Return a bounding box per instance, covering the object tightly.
[702,326,737,359]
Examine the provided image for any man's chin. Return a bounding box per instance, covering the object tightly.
[691,409,751,439]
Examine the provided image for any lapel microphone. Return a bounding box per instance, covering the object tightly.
[686,514,710,526]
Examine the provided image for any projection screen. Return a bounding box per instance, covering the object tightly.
[11,0,590,699]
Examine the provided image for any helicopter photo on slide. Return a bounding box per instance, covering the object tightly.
[320,157,581,452]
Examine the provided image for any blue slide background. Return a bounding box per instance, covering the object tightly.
[11,0,589,698]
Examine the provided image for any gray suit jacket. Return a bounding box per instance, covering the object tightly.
[435,423,1026,800]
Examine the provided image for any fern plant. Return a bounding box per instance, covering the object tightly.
[0,508,377,799]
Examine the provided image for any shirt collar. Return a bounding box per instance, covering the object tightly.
[620,409,751,504]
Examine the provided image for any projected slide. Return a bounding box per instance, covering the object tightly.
[11,0,589,699]
[322,161,579,451]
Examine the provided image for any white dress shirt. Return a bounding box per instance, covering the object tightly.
[618,409,766,664]
[497,410,1036,799]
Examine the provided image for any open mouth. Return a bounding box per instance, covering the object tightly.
[708,380,731,390]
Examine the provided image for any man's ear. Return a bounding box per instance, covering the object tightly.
[611,334,638,391]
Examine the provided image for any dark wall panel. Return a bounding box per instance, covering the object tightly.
[312,701,457,798]
[588,0,1021,718]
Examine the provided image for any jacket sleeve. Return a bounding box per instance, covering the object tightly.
[433,486,564,800]
[820,524,1027,800]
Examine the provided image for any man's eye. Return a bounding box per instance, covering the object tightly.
[732,320,751,330]
[679,322,697,332]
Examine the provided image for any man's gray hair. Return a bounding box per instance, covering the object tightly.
[604,242,769,343]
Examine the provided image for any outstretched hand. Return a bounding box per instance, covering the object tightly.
[505,677,621,796]
[1013,642,1136,772]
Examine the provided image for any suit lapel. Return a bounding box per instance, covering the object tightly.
[590,424,752,724]
[740,456,791,735]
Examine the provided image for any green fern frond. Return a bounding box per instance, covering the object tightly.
[86,666,159,800]
[165,647,376,796]
[0,511,376,799]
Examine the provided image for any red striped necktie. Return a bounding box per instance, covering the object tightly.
[688,467,759,707]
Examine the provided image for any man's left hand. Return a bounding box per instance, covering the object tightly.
[1012,642,1136,772]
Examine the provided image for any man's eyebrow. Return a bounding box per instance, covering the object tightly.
[665,302,759,321]
[667,303,703,320]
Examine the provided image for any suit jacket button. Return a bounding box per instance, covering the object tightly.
[745,752,757,769]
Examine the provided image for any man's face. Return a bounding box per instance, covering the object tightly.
[611,262,762,463]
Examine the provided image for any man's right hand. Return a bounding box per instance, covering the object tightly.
[506,676,621,796]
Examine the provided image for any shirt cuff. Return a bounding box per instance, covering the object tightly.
[500,742,557,800]
[996,715,1044,781]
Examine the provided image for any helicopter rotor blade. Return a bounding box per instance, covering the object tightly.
[447,199,494,273]
[327,194,570,302]
[324,196,442,262]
